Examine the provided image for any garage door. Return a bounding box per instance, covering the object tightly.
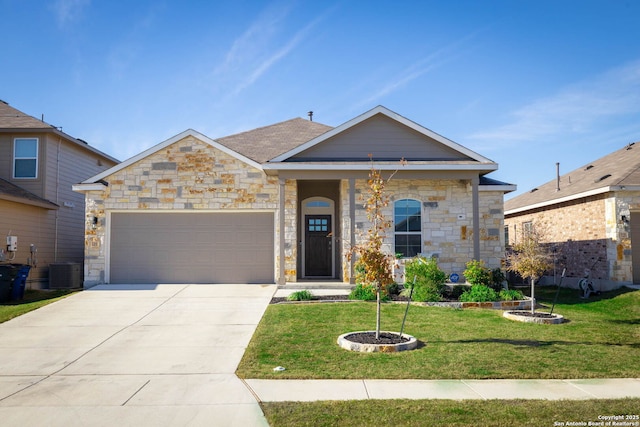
[109,212,274,284]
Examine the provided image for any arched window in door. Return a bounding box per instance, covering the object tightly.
[394,199,421,257]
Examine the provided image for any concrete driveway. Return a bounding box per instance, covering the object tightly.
[0,284,276,427]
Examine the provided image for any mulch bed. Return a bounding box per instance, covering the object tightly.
[506,311,558,318]
[344,331,410,345]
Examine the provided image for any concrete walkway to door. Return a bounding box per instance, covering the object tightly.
[0,284,275,427]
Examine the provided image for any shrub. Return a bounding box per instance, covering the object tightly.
[491,268,506,292]
[441,284,468,301]
[403,256,448,302]
[286,290,314,301]
[463,260,493,287]
[349,283,386,301]
[464,260,506,292]
[459,284,498,302]
[498,289,525,301]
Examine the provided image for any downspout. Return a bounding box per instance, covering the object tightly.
[278,178,286,285]
[472,175,480,260]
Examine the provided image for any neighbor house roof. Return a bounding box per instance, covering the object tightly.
[0,101,119,163]
[505,142,640,215]
[0,177,59,209]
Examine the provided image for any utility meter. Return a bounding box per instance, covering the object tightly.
[6,236,17,252]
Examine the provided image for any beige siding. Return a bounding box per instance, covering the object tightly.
[0,199,57,287]
[292,114,471,161]
[2,131,116,288]
[0,133,45,196]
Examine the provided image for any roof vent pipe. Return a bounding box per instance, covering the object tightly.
[308,111,313,121]
[556,162,560,192]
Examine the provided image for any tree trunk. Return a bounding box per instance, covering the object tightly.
[376,288,381,340]
[530,276,536,314]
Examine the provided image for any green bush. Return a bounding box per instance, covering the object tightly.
[403,256,448,302]
[349,283,385,301]
[459,284,498,302]
[463,260,493,287]
[491,268,506,291]
[441,284,468,301]
[498,289,525,301]
[286,290,314,301]
[463,260,505,292]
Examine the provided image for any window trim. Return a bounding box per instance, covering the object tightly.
[394,198,422,258]
[13,137,39,179]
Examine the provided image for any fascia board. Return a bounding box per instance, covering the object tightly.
[270,105,495,165]
[0,194,59,210]
[505,186,612,215]
[262,162,498,172]
[82,129,263,184]
[72,183,108,192]
[479,184,517,193]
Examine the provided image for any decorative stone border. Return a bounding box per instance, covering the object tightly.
[408,299,532,310]
[337,331,419,353]
[503,311,564,324]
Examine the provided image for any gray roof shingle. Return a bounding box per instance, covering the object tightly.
[215,118,333,163]
[505,142,640,212]
[0,101,52,129]
[0,177,58,209]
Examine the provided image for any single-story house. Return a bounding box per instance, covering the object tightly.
[504,142,640,290]
[0,100,118,288]
[73,106,515,287]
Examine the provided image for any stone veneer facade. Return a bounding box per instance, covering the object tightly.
[504,191,640,289]
[82,135,508,286]
[341,178,505,283]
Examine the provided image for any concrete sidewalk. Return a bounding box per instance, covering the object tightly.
[245,378,640,402]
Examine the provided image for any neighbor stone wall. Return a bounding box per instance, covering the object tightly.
[504,192,640,289]
[342,178,506,283]
[82,135,280,286]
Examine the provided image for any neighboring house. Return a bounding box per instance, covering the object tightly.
[0,101,119,288]
[73,106,515,287]
[504,142,640,291]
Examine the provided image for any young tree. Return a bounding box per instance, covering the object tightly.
[507,223,553,314]
[347,160,396,340]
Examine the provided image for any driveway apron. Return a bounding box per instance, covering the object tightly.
[0,284,275,427]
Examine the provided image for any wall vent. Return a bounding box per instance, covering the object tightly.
[49,263,83,289]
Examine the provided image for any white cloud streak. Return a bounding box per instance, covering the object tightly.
[352,30,483,110]
[51,0,90,27]
[469,60,640,147]
[213,3,326,97]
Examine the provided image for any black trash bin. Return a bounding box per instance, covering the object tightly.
[0,265,17,303]
[11,265,31,301]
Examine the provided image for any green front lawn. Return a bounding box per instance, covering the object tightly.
[0,289,76,323]
[237,287,640,379]
[261,398,640,427]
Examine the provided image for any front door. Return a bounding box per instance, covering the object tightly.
[305,215,332,276]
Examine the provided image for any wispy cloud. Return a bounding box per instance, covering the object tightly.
[50,0,90,28]
[352,30,483,110]
[213,2,327,97]
[469,60,640,148]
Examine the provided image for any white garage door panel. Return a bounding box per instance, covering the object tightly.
[110,212,274,284]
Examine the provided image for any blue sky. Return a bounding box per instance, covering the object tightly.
[2,0,640,198]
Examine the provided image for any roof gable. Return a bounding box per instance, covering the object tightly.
[271,106,494,164]
[505,142,640,213]
[81,129,262,184]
